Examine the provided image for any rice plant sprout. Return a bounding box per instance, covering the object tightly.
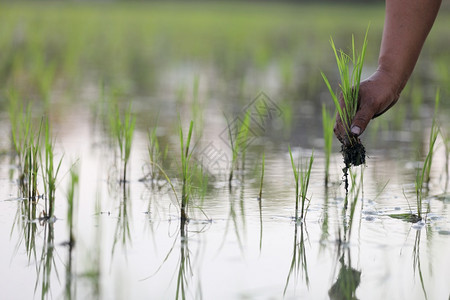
[226,111,251,187]
[322,104,336,186]
[258,152,265,200]
[180,120,194,223]
[67,163,79,248]
[8,93,41,200]
[110,102,136,184]
[147,126,168,183]
[289,146,314,222]
[321,27,369,168]
[415,89,440,220]
[41,118,63,220]
[441,129,449,192]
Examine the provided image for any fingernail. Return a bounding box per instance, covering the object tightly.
[351,126,361,136]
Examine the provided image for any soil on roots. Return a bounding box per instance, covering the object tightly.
[341,140,366,168]
[341,138,366,196]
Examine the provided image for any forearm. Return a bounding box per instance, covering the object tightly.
[377,0,441,92]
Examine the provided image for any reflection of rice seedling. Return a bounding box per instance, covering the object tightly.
[284,223,309,296]
[37,222,56,299]
[412,230,428,300]
[226,111,251,187]
[109,102,136,184]
[289,146,314,222]
[180,121,194,223]
[41,119,63,219]
[321,27,369,168]
[322,104,336,186]
[346,169,362,240]
[328,248,361,300]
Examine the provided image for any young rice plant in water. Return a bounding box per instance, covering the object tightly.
[415,89,440,220]
[321,27,369,170]
[226,111,251,187]
[8,94,41,201]
[322,104,336,186]
[109,102,136,184]
[41,119,63,219]
[180,120,194,223]
[289,146,314,222]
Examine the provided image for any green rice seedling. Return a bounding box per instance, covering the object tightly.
[28,128,42,203]
[19,116,43,202]
[67,163,79,248]
[441,129,449,192]
[321,27,369,168]
[289,146,314,222]
[192,75,204,139]
[109,102,136,184]
[415,89,440,220]
[147,126,168,183]
[41,119,63,219]
[8,92,34,194]
[424,89,440,186]
[322,104,336,186]
[226,111,251,186]
[64,164,78,300]
[8,96,43,202]
[179,120,194,223]
[190,163,210,207]
[258,152,265,200]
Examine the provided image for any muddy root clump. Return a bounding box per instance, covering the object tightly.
[341,139,366,168]
[341,138,366,197]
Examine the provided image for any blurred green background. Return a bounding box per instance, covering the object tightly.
[0,1,449,132]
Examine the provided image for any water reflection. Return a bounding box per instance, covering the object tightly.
[412,230,428,300]
[13,198,38,262]
[112,184,132,257]
[284,222,310,296]
[142,220,206,299]
[35,221,56,300]
[328,247,361,300]
[328,168,363,300]
[64,232,75,300]
[176,222,193,300]
[220,189,245,253]
[320,188,331,246]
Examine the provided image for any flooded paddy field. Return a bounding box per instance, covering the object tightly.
[0,2,449,299]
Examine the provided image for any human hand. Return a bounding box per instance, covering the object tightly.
[334,70,402,145]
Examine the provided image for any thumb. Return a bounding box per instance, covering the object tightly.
[350,104,375,136]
